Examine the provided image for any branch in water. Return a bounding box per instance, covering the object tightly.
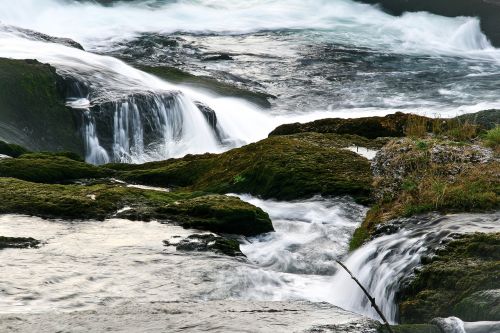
[335,260,394,333]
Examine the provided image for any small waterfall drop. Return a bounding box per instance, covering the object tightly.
[327,213,500,323]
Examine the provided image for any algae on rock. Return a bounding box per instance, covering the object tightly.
[398,233,500,323]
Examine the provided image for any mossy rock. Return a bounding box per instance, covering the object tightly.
[269,112,421,139]
[0,153,112,183]
[269,110,499,139]
[398,233,500,323]
[108,133,374,203]
[0,177,272,236]
[350,138,499,249]
[0,58,83,155]
[157,195,271,236]
[139,65,274,108]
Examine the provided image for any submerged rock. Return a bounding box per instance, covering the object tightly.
[1,24,84,50]
[164,233,243,257]
[0,236,40,250]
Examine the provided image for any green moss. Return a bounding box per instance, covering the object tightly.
[350,138,499,249]
[0,58,83,155]
[0,177,272,236]
[398,233,500,323]
[138,65,274,108]
[109,133,374,203]
[158,195,271,236]
[0,153,112,183]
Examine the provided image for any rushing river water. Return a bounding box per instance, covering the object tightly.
[0,197,498,328]
[0,1,499,332]
[1,0,500,163]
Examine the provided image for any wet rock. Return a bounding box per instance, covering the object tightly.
[270,112,416,139]
[0,140,29,158]
[398,233,500,323]
[1,24,84,50]
[194,101,230,144]
[164,233,243,256]
[0,58,84,156]
[0,236,40,250]
[202,53,234,61]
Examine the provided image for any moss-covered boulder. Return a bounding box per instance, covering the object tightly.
[0,177,272,236]
[0,58,83,155]
[269,113,424,139]
[0,153,112,183]
[108,133,375,203]
[398,233,500,323]
[269,110,498,140]
[350,138,499,249]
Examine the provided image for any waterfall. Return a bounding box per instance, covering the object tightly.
[83,111,110,165]
[327,213,500,323]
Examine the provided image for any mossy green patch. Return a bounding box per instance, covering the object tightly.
[350,138,499,249]
[0,178,272,236]
[0,153,112,183]
[0,58,83,154]
[398,233,500,323]
[108,133,374,203]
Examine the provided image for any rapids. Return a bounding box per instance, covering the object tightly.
[1,0,500,162]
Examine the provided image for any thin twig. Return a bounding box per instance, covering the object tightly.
[336,260,394,333]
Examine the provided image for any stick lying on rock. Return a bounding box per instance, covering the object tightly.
[336,260,394,333]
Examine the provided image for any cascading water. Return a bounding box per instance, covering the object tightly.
[326,213,500,323]
[1,0,500,164]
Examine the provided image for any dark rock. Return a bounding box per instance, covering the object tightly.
[269,112,421,139]
[164,233,243,257]
[269,111,500,139]
[0,236,40,250]
[0,58,84,156]
[202,53,234,61]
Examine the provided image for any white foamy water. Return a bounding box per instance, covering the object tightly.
[0,0,499,62]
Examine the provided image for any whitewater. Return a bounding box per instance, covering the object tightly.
[1,0,500,162]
